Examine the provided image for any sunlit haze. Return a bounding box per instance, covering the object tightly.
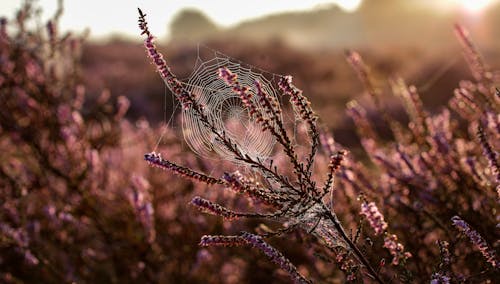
[432,0,498,14]
[1,0,498,40]
[1,0,362,40]
[457,0,496,13]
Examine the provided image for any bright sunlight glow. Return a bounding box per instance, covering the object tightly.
[0,0,362,40]
[333,0,362,12]
[455,0,496,13]
[1,0,497,39]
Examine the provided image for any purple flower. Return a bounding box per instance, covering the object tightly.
[451,216,498,268]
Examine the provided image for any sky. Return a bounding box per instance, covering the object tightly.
[1,0,497,40]
[1,0,362,40]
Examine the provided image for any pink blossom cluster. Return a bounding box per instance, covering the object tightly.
[451,216,498,268]
[360,202,388,235]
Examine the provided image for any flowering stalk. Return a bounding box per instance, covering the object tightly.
[431,240,452,284]
[451,216,498,268]
[278,75,319,177]
[199,235,247,247]
[190,196,270,220]
[138,36,292,191]
[255,79,292,150]
[219,68,270,130]
[200,232,311,283]
[144,152,223,185]
[383,234,412,266]
[129,174,156,243]
[322,150,346,195]
[454,24,489,81]
[359,201,411,266]
[392,78,427,144]
[319,130,336,156]
[360,202,388,236]
[346,51,407,146]
[240,232,312,284]
[450,86,481,120]
[346,100,379,142]
[219,67,312,193]
[278,75,318,128]
[138,8,194,109]
[222,171,286,207]
[477,125,500,184]
[345,51,380,105]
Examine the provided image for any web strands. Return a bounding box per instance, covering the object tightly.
[182,56,283,164]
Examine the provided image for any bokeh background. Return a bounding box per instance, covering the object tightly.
[4,0,500,132]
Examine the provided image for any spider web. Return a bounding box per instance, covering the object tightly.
[179,45,288,164]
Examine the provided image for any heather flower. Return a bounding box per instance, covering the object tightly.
[255,79,281,117]
[218,67,317,195]
[450,86,481,120]
[383,234,412,265]
[23,250,40,266]
[277,74,319,175]
[346,100,379,142]
[138,8,194,109]
[430,240,453,283]
[222,171,285,207]
[454,24,490,81]
[334,250,358,282]
[451,216,498,268]
[199,235,247,247]
[319,131,336,156]
[0,223,39,266]
[430,274,451,284]
[190,196,242,220]
[115,95,130,120]
[219,67,270,130]
[278,75,317,126]
[240,232,311,284]
[345,50,379,104]
[437,240,451,269]
[322,150,347,194]
[360,202,388,235]
[144,152,223,185]
[477,125,500,184]
[328,150,347,173]
[128,174,156,243]
[393,79,426,132]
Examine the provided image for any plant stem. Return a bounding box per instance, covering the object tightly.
[321,203,385,284]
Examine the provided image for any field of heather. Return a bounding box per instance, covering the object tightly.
[1,2,499,283]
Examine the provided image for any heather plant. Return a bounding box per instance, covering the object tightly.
[139,8,386,283]
[0,2,263,283]
[140,8,498,283]
[338,25,499,282]
[0,2,156,282]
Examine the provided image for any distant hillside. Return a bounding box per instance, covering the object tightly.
[169,1,500,50]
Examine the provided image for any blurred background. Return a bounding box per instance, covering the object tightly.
[3,0,499,132]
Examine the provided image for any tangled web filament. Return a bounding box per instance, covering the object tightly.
[182,56,282,163]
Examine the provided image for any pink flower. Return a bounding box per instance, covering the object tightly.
[360,202,388,235]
